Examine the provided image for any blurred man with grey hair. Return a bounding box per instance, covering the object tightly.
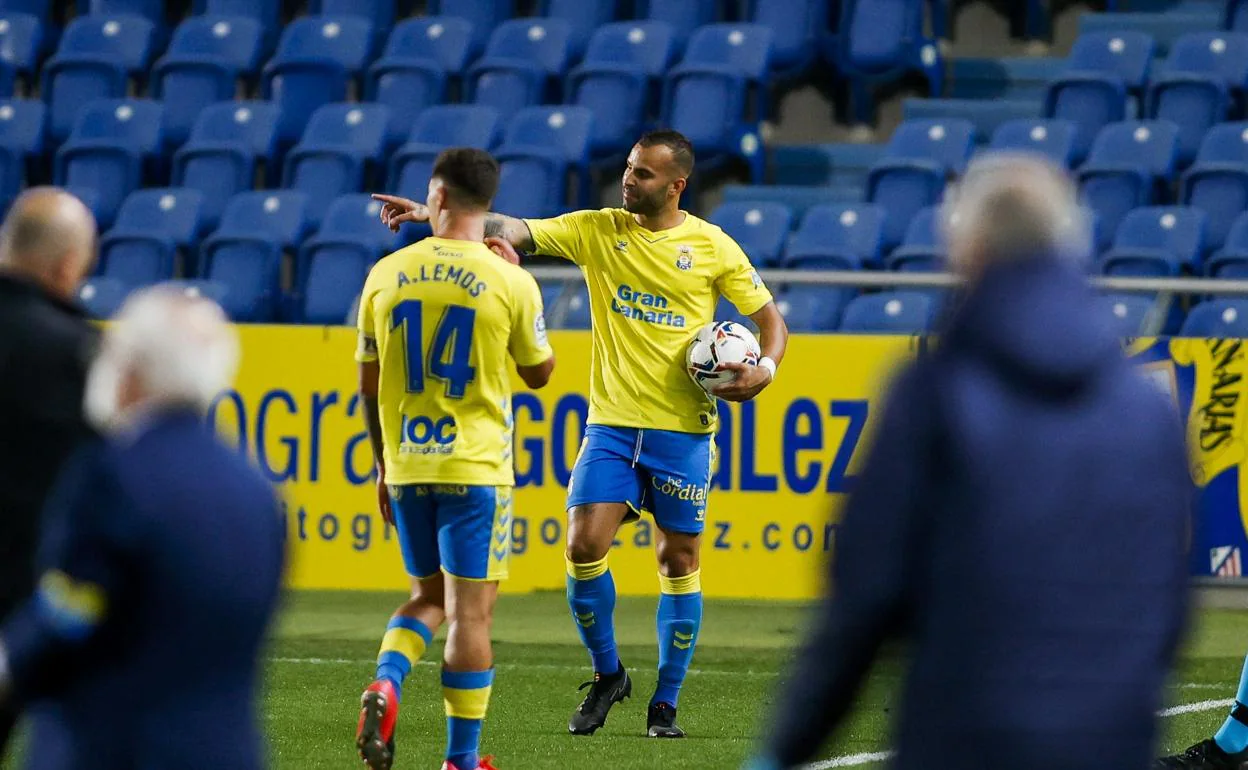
[0,187,99,758]
[745,154,1192,770]
[0,287,285,770]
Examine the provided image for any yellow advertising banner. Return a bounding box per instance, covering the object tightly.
[209,327,920,600]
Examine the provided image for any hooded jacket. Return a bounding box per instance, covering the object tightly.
[763,256,1193,770]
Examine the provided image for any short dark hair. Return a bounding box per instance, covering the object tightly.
[637,130,695,177]
[431,148,500,210]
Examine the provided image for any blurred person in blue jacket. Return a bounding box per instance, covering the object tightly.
[746,154,1193,770]
[0,286,285,770]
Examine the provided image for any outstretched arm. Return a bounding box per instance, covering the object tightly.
[484,213,536,252]
[371,194,535,252]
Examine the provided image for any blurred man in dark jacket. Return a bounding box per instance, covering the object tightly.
[746,155,1193,770]
[0,287,286,770]
[0,188,98,757]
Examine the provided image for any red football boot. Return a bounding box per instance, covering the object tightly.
[356,679,399,769]
[440,755,499,770]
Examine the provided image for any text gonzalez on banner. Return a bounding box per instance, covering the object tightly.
[206,386,872,497]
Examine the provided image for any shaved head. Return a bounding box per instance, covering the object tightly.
[0,187,97,300]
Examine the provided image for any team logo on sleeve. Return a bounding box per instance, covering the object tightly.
[534,313,548,347]
[750,270,763,288]
[676,245,694,271]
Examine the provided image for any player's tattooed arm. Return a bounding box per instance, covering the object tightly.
[484,213,536,252]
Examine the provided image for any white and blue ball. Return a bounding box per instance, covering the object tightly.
[685,321,761,393]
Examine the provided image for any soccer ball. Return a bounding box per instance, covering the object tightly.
[686,321,761,393]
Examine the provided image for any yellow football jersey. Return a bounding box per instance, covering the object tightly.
[356,236,553,486]
[524,208,772,434]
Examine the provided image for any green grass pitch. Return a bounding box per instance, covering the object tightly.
[6,592,1247,769]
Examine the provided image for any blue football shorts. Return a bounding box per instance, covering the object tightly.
[389,484,513,581]
[566,425,715,535]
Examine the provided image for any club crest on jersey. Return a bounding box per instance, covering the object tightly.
[615,240,629,252]
[676,245,693,271]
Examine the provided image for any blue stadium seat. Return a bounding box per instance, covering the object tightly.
[159,279,231,309]
[468,19,574,120]
[839,291,935,334]
[1233,0,1248,33]
[1065,30,1155,92]
[42,15,156,142]
[78,276,129,319]
[744,0,822,78]
[99,188,206,287]
[0,13,45,76]
[1100,206,1206,276]
[536,0,615,59]
[1076,121,1180,251]
[53,99,164,228]
[834,0,943,123]
[1206,210,1248,276]
[568,21,676,156]
[107,187,206,249]
[319,0,393,45]
[867,119,974,249]
[283,103,389,228]
[539,280,565,316]
[1043,32,1154,163]
[886,205,945,271]
[297,194,395,324]
[774,286,847,332]
[1149,52,1234,167]
[1161,32,1248,102]
[493,106,593,218]
[82,0,165,30]
[426,0,515,53]
[261,16,371,144]
[203,0,281,51]
[377,16,473,75]
[901,97,1039,145]
[0,99,44,212]
[561,280,591,329]
[989,119,1078,168]
[152,16,264,146]
[1180,121,1248,250]
[0,0,51,21]
[707,201,792,267]
[387,105,501,197]
[1180,299,1248,336]
[98,192,194,288]
[665,23,774,182]
[367,18,473,151]
[200,191,310,321]
[173,101,281,230]
[784,202,886,269]
[1101,293,1164,337]
[1079,10,1222,57]
[636,0,715,49]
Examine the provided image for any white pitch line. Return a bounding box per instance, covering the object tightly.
[267,659,1235,768]
[804,751,896,769]
[1159,698,1235,717]
[802,698,1237,769]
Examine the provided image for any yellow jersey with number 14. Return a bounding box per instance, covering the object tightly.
[524,208,772,434]
[356,236,553,487]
